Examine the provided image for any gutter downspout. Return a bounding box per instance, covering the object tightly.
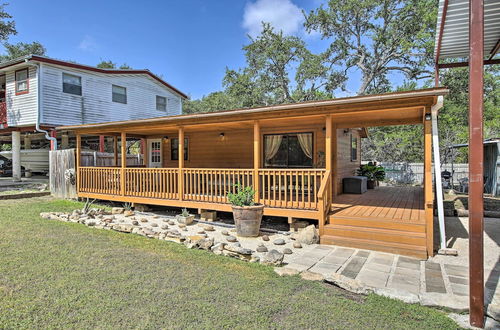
[29,61,57,150]
[431,96,449,253]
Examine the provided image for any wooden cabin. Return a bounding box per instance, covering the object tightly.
[60,88,449,259]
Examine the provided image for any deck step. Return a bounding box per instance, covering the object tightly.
[324,224,426,246]
[328,215,426,233]
[321,235,428,259]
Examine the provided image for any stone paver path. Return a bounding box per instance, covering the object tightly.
[282,244,500,317]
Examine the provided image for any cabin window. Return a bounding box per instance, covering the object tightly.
[62,73,82,96]
[15,68,29,95]
[351,133,358,161]
[156,96,167,111]
[264,133,313,168]
[112,85,127,104]
[171,138,188,161]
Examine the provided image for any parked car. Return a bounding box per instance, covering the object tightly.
[0,157,26,177]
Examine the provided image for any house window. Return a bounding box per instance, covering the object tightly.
[351,133,358,161]
[156,96,167,111]
[171,138,188,161]
[264,133,313,168]
[15,69,29,95]
[112,85,127,104]
[62,73,82,96]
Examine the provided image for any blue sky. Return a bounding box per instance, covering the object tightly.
[5,0,399,99]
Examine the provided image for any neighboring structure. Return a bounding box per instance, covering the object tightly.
[61,87,448,260]
[0,55,188,180]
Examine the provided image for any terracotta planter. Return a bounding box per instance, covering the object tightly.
[232,204,264,237]
[367,180,376,189]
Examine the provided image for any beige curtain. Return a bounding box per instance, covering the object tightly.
[297,133,313,159]
[265,135,283,161]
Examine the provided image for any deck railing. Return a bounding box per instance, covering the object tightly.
[78,167,328,211]
[79,167,121,195]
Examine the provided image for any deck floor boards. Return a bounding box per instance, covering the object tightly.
[330,186,425,224]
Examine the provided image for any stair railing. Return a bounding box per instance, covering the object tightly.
[317,170,332,236]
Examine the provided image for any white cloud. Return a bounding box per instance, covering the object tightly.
[242,0,304,37]
[78,35,97,52]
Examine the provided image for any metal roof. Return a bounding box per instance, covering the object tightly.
[434,0,500,60]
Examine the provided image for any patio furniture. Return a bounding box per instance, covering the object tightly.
[343,176,367,194]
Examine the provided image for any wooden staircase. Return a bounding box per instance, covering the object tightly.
[321,213,428,259]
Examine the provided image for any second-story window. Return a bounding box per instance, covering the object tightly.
[62,73,82,96]
[156,95,167,111]
[15,68,29,95]
[112,85,127,104]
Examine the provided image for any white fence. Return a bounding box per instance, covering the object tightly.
[364,162,469,185]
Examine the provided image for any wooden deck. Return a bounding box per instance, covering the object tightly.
[323,186,428,259]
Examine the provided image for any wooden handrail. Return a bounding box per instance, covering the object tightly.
[317,170,331,199]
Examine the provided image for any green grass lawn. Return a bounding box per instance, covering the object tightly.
[0,197,459,329]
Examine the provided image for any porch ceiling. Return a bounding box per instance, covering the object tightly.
[60,88,447,135]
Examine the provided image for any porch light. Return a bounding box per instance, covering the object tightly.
[219,132,225,140]
[163,136,169,142]
[425,113,431,121]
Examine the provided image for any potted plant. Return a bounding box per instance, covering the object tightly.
[176,208,194,225]
[227,184,264,237]
[356,162,386,189]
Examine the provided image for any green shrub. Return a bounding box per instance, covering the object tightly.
[227,184,255,207]
[356,162,386,181]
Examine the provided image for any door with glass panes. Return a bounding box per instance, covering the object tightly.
[147,139,162,168]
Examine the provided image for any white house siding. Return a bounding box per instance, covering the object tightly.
[40,64,182,126]
[6,66,38,127]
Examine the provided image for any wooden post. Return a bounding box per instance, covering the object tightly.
[469,0,484,326]
[113,136,118,166]
[253,121,260,203]
[142,138,148,167]
[423,117,434,257]
[332,123,338,196]
[76,134,81,193]
[50,130,57,151]
[178,127,184,201]
[99,135,105,153]
[121,132,126,196]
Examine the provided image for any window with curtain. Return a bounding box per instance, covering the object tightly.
[156,95,167,111]
[264,133,313,168]
[351,133,358,161]
[171,138,188,161]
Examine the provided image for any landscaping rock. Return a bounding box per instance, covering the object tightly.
[283,248,293,255]
[224,244,252,255]
[132,220,139,226]
[198,238,214,250]
[273,238,285,245]
[226,235,238,243]
[296,225,319,245]
[140,218,148,223]
[221,230,229,236]
[250,255,260,263]
[211,243,225,255]
[197,230,206,235]
[274,267,299,276]
[203,225,215,231]
[161,224,169,230]
[123,210,134,217]
[150,223,158,227]
[111,207,124,214]
[262,235,270,241]
[141,228,156,237]
[256,245,268,253]
[293,242,302,248]
[178,223,186,228]
[325,273,371,295]
[111,224,134,233]
[261,250,284,266]
[168,220,175,225]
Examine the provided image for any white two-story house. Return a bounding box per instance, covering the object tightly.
[0,55,188,180]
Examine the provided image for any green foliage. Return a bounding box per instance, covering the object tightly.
[180,207,190,217]
[96,59,132,69]
[356,162,386,181]
[305,0,437,95]
[0,41,46,62]
[0,4,16,42]
[227,184,255,207]
[123,202,132,211]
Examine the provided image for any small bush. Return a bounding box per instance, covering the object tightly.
[227,184,255,207]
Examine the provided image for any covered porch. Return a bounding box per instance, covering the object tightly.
[62,88,448,259]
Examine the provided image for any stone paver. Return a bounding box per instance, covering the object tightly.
[356,269,389,287]
[425,262,447,293]
[341,256,368,279]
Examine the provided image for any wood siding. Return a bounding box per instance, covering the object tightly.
[40,64,182,126]
[6,66,38,127]
[162,126,326,169]
[334,128,361,194]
